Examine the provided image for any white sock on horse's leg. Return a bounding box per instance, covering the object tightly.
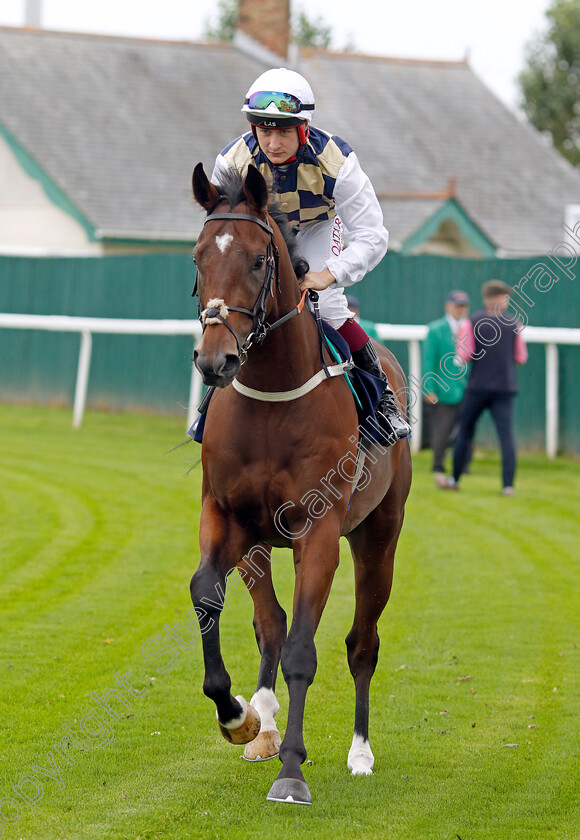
[250,687,280,730]
[347,733,374,775]
[243,688,282,761]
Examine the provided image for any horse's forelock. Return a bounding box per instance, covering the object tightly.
[214,168,246,210]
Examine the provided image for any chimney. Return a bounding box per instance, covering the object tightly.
[25,0,42,27]
[237,0,290,60]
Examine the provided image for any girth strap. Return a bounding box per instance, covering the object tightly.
[232,362,351,403]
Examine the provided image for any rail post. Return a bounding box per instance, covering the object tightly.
[73,330,93,429]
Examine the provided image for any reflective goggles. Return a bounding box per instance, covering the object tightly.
[245,90,314,114]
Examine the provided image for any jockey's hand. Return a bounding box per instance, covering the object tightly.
[299,268,336,292]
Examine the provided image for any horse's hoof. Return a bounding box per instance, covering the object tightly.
[242,729,281,761]
[217,695,261,745]
[266,778,312,805]
[347,736,374,775]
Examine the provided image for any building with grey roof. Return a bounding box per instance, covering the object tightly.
[1,22,579,257]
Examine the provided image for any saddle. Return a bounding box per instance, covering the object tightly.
[318,320,386,444]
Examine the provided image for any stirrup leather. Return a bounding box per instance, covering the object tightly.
[352,340,411,443]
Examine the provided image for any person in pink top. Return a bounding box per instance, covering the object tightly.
[447,280,528,495]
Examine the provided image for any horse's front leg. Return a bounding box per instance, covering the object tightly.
[190,498,260,744]
[267,519,341,806]
[239,545,287,761]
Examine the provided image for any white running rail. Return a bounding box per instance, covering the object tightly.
[0,313,578,457]
[0,313,203,430]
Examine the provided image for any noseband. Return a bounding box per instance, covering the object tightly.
[193,211,280,360]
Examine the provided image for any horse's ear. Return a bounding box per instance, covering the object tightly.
[244,165,269,214]
[192,163,220,211]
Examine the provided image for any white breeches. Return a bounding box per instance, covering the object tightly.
[294,216,354,329]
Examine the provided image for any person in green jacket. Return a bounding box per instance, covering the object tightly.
[423,290,470,487]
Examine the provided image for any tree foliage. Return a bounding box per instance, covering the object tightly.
[292,11,332,49]
[519,0,580,166]
[203,0,238,42]
[202,0,354,51]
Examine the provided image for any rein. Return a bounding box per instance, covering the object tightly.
[193,210,307,360]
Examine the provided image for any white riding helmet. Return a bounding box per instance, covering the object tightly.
[242,68,315,128]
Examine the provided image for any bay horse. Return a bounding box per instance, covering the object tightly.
[189,162,412,805]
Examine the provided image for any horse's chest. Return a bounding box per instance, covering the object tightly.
[207,444,356,543]
[209,457,296,510]
[203,404,359,539]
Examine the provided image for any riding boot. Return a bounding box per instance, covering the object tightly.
[352,340,412,445]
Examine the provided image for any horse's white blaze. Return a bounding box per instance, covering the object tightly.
[347,733,374,775]
[250,687,280,732]
[215,233,233,253]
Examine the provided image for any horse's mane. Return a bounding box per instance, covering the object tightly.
[214,168,309,280]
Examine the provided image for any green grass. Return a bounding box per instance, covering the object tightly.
[0,403,578,840]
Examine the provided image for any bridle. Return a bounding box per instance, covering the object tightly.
[190,205,354,423]
[192,210,306,363]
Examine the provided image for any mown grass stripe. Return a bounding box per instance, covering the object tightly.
[0,405,578,840]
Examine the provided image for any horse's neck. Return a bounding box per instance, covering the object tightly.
[236,240,321,391]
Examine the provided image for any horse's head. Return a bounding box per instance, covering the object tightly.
[191,163,279,388]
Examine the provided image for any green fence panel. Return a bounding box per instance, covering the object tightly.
[0,254,196,414]
[559,345,580,453]
[359,253,578,329]
[358,253,579,453]
[0,252,578,452]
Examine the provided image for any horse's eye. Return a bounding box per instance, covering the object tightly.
[252,256,265,271]
[192,253,197,265]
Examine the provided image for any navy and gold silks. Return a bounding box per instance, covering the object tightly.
[219,127,353,229]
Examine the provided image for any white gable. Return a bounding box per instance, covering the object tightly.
[0,133,101,255]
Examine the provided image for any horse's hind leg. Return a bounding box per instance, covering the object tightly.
[240,545,287,761]
[345,482,407,775]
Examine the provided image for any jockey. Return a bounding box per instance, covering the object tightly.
[211,67,411,445]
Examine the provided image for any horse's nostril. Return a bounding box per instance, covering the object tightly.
[194,349,240,386]
[220,354,241,378]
